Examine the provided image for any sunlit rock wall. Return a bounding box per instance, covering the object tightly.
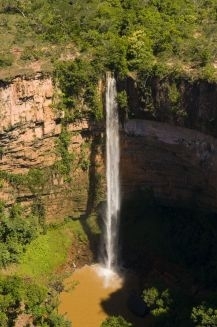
[0,74,104,221]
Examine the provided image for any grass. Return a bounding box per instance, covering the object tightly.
[0,215,100,285]
[16,220,87,282]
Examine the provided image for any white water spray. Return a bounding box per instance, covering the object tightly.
[103,72,120,272]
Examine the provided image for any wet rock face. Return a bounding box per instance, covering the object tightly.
[121,120,217,212]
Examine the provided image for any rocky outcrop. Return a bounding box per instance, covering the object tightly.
[0,74,54,133]
[121,119,217,212]
[0,74,104,221]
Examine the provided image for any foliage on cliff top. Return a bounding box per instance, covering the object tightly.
[0,0,216,80]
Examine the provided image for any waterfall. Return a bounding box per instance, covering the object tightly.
[104,72,120,271]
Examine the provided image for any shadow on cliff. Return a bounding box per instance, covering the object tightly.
[78,128,105,262]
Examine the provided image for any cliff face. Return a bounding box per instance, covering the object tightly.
[0,74,54,133]
[0,74,104,221]
[117,76,217,212]
[121,120,217,212]
[122,76,217,137]
[1,73,217,222]
[0,74,57,174]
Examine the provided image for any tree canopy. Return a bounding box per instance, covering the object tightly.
[0,0,216,80]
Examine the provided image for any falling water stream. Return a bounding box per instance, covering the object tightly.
[104,72,120,271]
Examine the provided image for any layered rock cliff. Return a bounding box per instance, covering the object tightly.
[0,74,104,221]
[1,73,217,222]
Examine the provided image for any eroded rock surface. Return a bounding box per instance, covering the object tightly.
[1,74,217,221]
[0,75,104,221]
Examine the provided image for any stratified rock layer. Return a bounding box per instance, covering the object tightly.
[1,73,217,221]
[0,74,104,221]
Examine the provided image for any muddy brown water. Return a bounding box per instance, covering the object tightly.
[58,264,146,327]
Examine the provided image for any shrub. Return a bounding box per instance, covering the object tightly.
[0,54,13,67]
[0,275,71,326]
[101,316,132,327]
[54,58,103,120]
[0,216,39,267]
[142,287,173,316]
[191,304,217,327]
[116,90,128,110]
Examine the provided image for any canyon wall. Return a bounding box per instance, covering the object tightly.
[118,76,217,213]
[121,120,217,212]
[121,76,217,137]
[0,74,104,221]
[1,73,217,222]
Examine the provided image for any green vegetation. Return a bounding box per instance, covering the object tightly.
[0,196,87,325]
[0,0,216,123]
[191,304,217,327]
[54,128,75,176]
[0,167,48,192]
[0,0,216,80]
[0,209,39,267]
[116,90,128,110]
[17,220,86,280]
[27,168,48,194]
[78,141,91,172]
[54,58,103,121]
[1,0,217,325]
[0,54,13,67]
[121,192,217,326]
[53,128,91,179]
[0,275,71,326]
[0,168,48,227]
[101,316,132,327]
[139,272,217,327]
[142,287,172,316]
[0,210,86,324]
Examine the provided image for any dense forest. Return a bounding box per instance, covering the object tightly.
[0,0,217,78]
[0,0,217,326]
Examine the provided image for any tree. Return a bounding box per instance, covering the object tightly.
[0,275,71,326]
[127,29,154,70]
[0,216,38,267]
[101,316,132,327]
[191,304,217,327]
[142,287,173,316]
